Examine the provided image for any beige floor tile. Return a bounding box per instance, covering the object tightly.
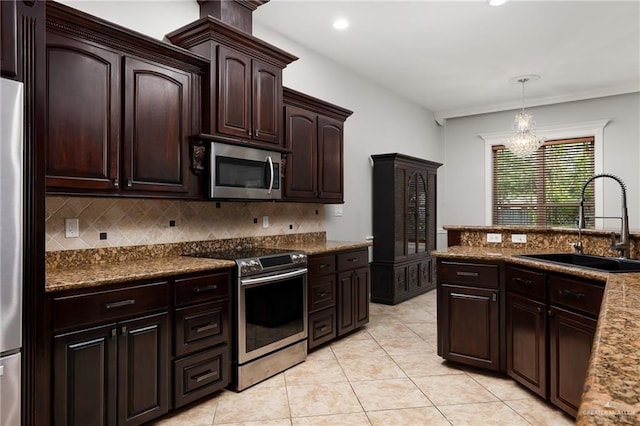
[438,401,530,426]
[284,357,348,385]
[505,398,575,425]
[215,420,292,426]
[291,412,371,425]
[467,370,538,401]
[404,321,438,341]
[366,407,450,426]
[376,336,435,356]
[339,355,407,382]
[287,382,363,417]
[306,345,336,362]
[351,378,432,411]
[413,374,499,406]
[391,352,466,378]
[213,386,290,424]
[330,334,387,360]
[365,321,418,340]
[152,396,217,426]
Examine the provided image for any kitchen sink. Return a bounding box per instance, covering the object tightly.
[517,253,640,273]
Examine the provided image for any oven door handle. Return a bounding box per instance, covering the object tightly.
[240,268,307,287]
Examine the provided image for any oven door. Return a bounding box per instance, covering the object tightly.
[238,268,307,364]
[209,142,281,200]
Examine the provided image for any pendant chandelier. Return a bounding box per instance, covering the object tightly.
[504,75,545,158]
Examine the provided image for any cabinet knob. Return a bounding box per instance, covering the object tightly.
[126,179,133,187]
[248,128,252,137]
[121,326,127,335]
[548,310,554,317]
[537,307,542,314]
[113,178,119,188]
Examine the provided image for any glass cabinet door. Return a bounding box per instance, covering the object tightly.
[407,171,428,255]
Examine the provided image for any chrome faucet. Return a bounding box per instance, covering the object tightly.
[574,173,630,258]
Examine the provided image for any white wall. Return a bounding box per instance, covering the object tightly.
[441,93,640,230]
[57,1,444,244]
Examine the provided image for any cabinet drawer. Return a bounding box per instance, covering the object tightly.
[175,300,229,357]
[308,254,336,276]
[308,275,336,313]
[337,249,368,272]
[506,265,546,300]
[549,275,604,316]
[173,345,229,409]
[308,307,337,350]
[174,272,229,307]
[438,261,499,288]
[52,281,168,332]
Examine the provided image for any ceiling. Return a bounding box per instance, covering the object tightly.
[253,0,640,123]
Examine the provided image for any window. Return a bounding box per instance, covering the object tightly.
[492,137,595,227]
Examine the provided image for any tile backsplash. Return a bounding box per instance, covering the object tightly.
[46,196,326,251]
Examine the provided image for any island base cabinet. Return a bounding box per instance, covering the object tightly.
[506,292,547,398]
[438,284,499,371]
[53,313,169,426]
[549,306,597,417]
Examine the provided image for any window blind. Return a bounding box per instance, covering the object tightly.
[492,137,595,227]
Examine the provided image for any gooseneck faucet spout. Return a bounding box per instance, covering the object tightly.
[574,174,630,259]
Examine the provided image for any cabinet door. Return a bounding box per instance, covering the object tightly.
[217,45,251,139]
[252,58,282,145]
[46,33,120,191]
[337,272,355,336]
[438,284,500,370]
[283,105,317,199]
[317,115,344,202]
[407,169,428,256]
[118,312,169,426]
[419,258,434,291]
[123,57,190,194]
[353,267,370,329]
[549,306,597,417]
[53,323,117,426]
[1,0,18,78]
[506,292,547,398]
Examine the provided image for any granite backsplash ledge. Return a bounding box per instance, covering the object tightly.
[444,225,640,259]
[46,232,327,271]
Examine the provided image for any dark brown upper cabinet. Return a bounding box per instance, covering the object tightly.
[282,88,353,203]
[45,2,207,198]
[167,17,297,151]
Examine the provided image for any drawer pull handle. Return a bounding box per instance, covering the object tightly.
[319,264,331,269]
[315,325,328,332]
[317,291,329,297]
[347,258,359,263]
[195,285,218,293]
[559,289,585,299]
[192,370,217,383]
[456,271,478,277]
[513,277,532,286]
[105,299,135,310]
[193,323,218,333]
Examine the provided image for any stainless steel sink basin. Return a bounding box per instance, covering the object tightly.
[517,253,640,273]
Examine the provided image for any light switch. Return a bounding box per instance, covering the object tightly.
[512,234,527,243]
[487,233,502,243]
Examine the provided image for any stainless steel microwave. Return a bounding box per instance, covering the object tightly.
[209,142,281,200]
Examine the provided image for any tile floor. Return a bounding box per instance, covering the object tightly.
[154,290,575,425]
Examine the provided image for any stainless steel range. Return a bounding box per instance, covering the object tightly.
[188,248,307,390]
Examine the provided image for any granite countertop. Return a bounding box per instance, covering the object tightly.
[45,240,371,293]
[432,246,640,424]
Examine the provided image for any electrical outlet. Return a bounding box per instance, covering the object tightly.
[334,205,344,217]
[512,234,527,243]
[262,216,269,228]
[65,218,79,238]
[487,233,502,243]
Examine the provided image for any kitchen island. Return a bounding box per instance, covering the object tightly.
[432,245,640,425]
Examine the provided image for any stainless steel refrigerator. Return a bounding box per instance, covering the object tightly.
[0,77,24,426]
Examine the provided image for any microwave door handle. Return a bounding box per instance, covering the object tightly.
[267,155,274,194]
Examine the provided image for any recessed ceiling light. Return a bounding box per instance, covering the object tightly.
[333,18,349,30]
[489,0,507,6]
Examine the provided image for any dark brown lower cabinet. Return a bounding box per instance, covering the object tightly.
[53,312,169,426]
[337,267,370,336]
[506,292,547,397]
[549,306,597,417]
[438,284,500,370]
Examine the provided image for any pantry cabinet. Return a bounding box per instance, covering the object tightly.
[371,154,442,304]
[45,2,206,198]
[167,16,297,151]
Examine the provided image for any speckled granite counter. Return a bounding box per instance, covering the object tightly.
[46,256,235,293]
[45,238,371,293]
[432,246,640,424]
